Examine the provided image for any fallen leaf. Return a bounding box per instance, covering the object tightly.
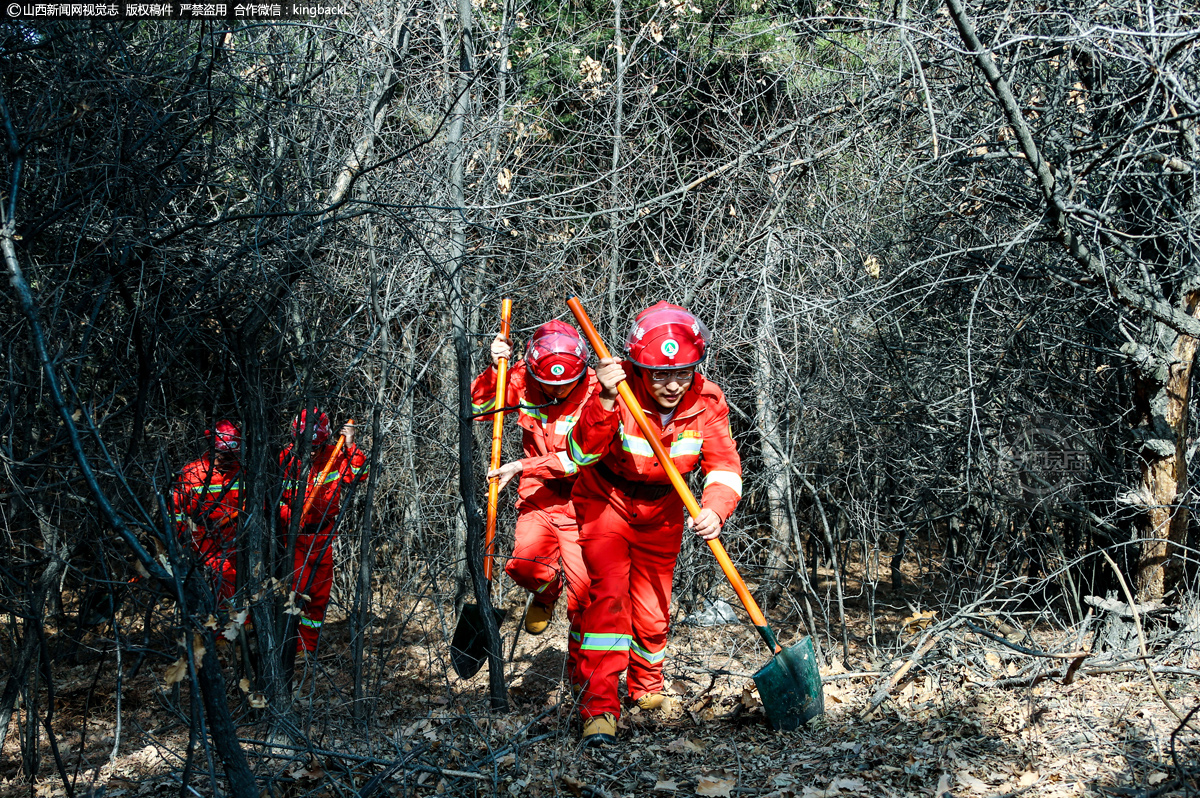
[902,610,937,633]
[822,658,848,676]
[1147,772,1169,786]
[667,737,706,753]
[164,658,187,685]
[248,693,267,709]
[957,771,989,794]
[559,775,585,796]
[192,633,207,667]
[1018,771,1038,787]
[654,780,678,792]
[829,778,865,791]
[934,773,952,798]
[239,678,251,693]
[696,776,735,796]
[802,778,865,798]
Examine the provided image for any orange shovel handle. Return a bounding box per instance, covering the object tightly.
[484,299,513,581]
[566,297,777,651]
[300,421,351,524]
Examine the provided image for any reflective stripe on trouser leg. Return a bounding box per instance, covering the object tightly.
[576,503,633,719]
[558,520,589,686]
[294,528,336,652]
[626,533,678,702]
[575,499,682,719]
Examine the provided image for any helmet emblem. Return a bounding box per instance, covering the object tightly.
[661,339,679,357]
[551,364,565,376]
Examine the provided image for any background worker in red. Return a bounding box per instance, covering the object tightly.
[567,301,742,745]
[471,320,598,675]
[172,420,243,605]
[279,409,368,653]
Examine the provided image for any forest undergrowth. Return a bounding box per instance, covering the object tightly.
[3,560,1197,798]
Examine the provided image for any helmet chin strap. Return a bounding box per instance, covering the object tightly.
[469,397,560,420]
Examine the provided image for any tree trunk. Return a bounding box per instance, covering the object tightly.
[754,237,795,599]
[1134,293,1200,600]
[447,0,506,710]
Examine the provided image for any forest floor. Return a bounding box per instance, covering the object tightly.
[2,576,1198,798]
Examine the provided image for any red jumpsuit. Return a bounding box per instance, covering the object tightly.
[568,370,742,719]
[172,454,242,603]
[472,361,598,678]
[279,441,368,652]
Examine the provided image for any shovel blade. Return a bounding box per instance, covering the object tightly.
[753,635,824,730]
[450,603,506,679]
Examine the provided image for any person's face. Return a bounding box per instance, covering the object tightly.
[214,449,239,468]
[538,377,579,400]
[642,368,695,410]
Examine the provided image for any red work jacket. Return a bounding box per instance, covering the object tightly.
[567,368,742,523]
[279,442,369,530]
[472,361,599,520]
[172,453,241,557]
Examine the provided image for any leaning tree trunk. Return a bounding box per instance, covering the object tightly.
[446,0,507,711]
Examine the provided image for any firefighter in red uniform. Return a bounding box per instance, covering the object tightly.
[568,302,742,745]
[279,409,369,653]
[173,420,243,605]
[472,320,599,678]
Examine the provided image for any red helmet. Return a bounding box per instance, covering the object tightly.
[207,420,242,453]
[624,301,710,369]
[291,409,331,446]
[525,320,589,385]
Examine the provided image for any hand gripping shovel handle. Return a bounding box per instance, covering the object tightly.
[566,297,782,654]
[300,421,352,524]
[484,299,513,581]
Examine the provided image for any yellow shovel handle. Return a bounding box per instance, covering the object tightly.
[300,422,350,524]
[484,299,512,581]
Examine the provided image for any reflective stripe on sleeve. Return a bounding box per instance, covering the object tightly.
[520,402,548,423]
[704,470,743,497]
[556,451,579,475]
[299,617,323,628]
[568,435,603,466]
[554,416,578,435]
[472,398,495,413]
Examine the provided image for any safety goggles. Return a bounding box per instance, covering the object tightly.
[647,368,696,384]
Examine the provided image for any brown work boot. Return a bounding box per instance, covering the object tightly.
[524,600,554,635]
[581,713,617,746]
[634,693,666,711]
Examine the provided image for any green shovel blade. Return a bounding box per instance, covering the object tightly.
[753,635,824,730]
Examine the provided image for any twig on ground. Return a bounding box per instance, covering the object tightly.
[964,621,1089,659]
[861,632,942,719]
